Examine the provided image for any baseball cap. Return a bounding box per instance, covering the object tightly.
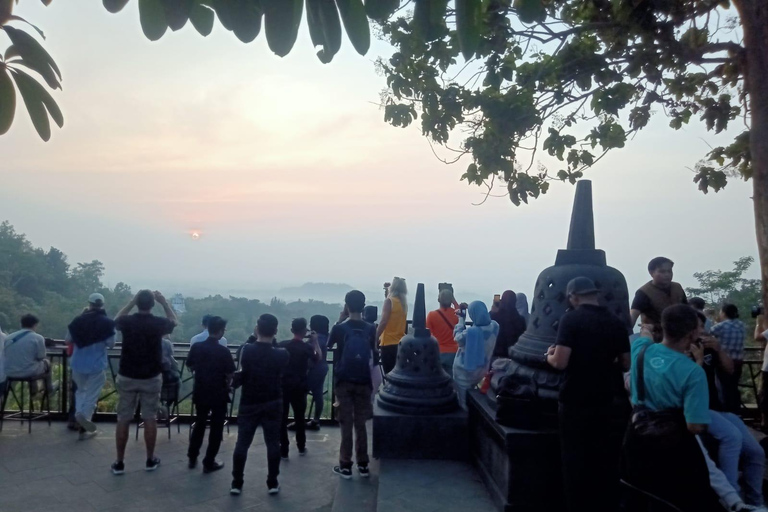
[566,277,598,297]
[88,293,105,306]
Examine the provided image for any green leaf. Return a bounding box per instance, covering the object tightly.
[4,45,20,60]
[307,0,342,63]
[139,0,168,41]
[160,0,194,31]
[455,0,481,61]
[0,68,15,135]
[513,0,545,24]
[103,0,131,13]
[2,26,61,84]
[364,0,399,22]
[189,0,215,36]
[7,15,46,39]
[10,68,63,141]
[263,0,303,57]
[230,0,263,44]
[336,0,370,55]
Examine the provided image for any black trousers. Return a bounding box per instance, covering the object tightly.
[381,345,398,374]
[559,402,618,512]
[233,400,282,488]
[280,386,307,455]
[188,401,227,466]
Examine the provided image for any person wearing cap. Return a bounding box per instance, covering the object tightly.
[65,293,117,439]
[545,277,631,512]
[191,314,228,347]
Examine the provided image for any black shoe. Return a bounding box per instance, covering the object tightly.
[111,461,125,475]
[268,484,280,495]
[281,453,289,461]
[230,481,243,495]
[306,420,320,431]
[357,465,370,478]
[333,466,352,480]
[298,447,307,456]
[188,458,197,469]
[203,461,225,473]
[145,457,161,471]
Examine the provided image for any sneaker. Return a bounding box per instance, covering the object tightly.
[230,482,242,495]
[188,457,197,469]
[298,447,307,456]
[333,466,352,480]
[281,454,289,461]
[203,461,225,474]
[75,412,97,433]
[157,405,169,421]
[111,461,125,475]
[78,430,98,441]
[357,465,370,478]
[306,420,320,431]
[145,457,161,471]
[268,484,280,495]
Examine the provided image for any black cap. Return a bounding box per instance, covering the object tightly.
[566,277,598,297]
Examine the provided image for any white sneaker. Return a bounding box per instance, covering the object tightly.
[75,412,97,433]
[78,430,98,441]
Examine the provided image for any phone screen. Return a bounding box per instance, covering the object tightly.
[493,294,501,303]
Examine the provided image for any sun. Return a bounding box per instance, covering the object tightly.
[190,231,201,240]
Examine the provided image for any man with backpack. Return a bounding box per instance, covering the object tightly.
[327,290,380,479]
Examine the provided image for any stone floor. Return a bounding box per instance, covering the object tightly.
[0,421,497,512]
[0,421,341,512]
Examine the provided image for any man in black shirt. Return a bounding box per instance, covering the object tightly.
[231,314,289,496]
[186,316,236,473]
[546,277,630,512]
[278,318,320,459]
[112,290,177,475]
[328,290,380,479]
[630,256,688,336]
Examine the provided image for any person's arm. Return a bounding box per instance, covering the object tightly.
[105,334,116,349]
[36,334,46,361]
[186,345,198,372]
[629,309,641,328]
[754,315,767,342]
[370,326,380,366]
[153,291,178,325]
[454,315,468,346]
[115,294,137,320]
[546,345,572,370]
[684,367,711,434]
[702,336,734,375]
[376,298,392,343]
[308,333,321,362]
[326,326,338,352]
[619,352,631,372]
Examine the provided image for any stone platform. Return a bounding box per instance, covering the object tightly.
[372,401,468,460]
[467,390,564,512]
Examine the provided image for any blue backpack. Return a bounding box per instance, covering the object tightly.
[336,322,373,384]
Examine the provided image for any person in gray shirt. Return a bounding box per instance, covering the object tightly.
[4,314,57,395]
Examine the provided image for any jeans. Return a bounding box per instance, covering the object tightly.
[381,345,398,374]
[559,403,617,512]
[336,381,372,469]
[439,353,456,375]
[307,362,328,422]
[697,436,742,510]
[71,371,106,421]
[232,400,282,489]
[281,386,307,455]
[708,410,765,506]
[188,401,227,467]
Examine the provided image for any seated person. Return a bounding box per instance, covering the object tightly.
[3,314,57,395]
[623,305,720,512]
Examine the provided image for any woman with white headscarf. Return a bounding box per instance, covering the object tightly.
[453,301,499,409]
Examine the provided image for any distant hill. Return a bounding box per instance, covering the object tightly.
[277,282,354,303]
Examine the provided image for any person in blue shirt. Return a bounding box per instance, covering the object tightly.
[623,304,721,512]
[66,293,116,440]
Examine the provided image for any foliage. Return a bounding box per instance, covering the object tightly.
[0,0,62,140]
[686,256,761,329]
[377,1,753,204]
[0,220,344,344]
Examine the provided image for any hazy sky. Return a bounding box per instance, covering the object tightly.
[0,2,758,302]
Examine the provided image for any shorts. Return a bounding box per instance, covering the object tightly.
[116,374,162,422]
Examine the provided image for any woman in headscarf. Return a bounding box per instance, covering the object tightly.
[516,292,530,326]
[306,315,330,429]
[453,301,499,409]
[377,277,408,374]
[490,291,527,359]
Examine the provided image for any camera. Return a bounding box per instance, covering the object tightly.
[751,305,764,318]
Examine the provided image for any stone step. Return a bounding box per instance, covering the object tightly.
[331,459,380,512]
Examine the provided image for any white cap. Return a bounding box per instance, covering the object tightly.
[88,293,105,306]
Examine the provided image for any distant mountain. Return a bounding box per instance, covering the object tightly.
[277,282,354,302]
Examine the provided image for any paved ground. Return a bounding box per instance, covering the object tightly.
[0,421,341,512]
[0,421,497,512]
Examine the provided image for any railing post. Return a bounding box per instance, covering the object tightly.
[61,350,68,416]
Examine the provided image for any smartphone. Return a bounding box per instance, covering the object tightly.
[493,294,501,304]
[439,282,454,293]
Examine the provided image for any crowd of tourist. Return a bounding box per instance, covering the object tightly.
[0,262,767,512]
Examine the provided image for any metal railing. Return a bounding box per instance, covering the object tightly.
[3,340,338,424]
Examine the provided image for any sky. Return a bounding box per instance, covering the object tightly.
[0,2,758,303]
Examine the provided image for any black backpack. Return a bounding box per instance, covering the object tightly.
[336,322,373,384]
